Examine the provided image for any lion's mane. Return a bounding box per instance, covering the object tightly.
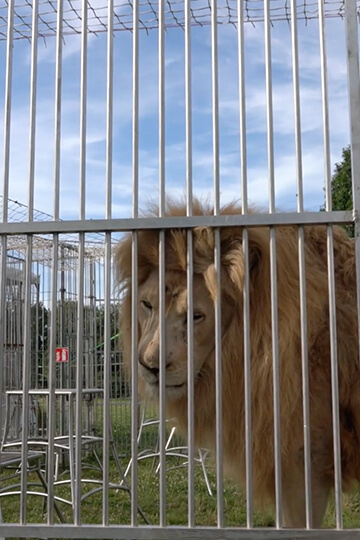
[115,200,360,508]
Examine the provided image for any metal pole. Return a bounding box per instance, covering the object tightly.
[185,0,195,526]
[264,0,282,528]
[158,0,166,526]
[345,0,360,360]
[211,0,223,528]
[290,0,312,527]
[131,0,140,526]
[237,0,253,527]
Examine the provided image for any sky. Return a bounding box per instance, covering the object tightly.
[0,0,353,222]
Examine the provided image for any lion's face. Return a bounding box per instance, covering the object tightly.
[137,269,215,401]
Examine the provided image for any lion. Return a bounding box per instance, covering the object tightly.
[115,199,360,529]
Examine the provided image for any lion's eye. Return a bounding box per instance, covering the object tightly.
[141,300,153,313]
[183,312,204,325]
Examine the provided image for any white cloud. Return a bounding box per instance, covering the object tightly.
[0,13,352,221]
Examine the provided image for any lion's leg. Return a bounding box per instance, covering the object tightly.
[282,463,331,529]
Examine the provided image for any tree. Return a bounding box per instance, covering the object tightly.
[322,146,354,237]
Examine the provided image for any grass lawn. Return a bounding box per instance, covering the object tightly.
[1,454,360,531]
[1,400,360,535]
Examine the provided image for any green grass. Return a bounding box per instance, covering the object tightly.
[1,456,360,530]
[0,457,273,527]
[2,401,360,534]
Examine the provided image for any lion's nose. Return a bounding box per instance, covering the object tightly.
[139,356,160,378]
[139,356,172,379]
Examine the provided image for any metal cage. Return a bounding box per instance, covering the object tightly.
[0,0,360,538]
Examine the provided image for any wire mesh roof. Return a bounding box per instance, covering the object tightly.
[0,0,357,42]
[0,197,115,267]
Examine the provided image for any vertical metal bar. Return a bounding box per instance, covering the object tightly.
[0,0,14,448]
[47,0,64,523]
[131,233,139,525]
[21,243,34,525]
[264,1,275,214]
[290,0,303,195]
[53,0,63,223]
[102,0,114,525]
[213,227,223,528]
[185,0,195,527]
[242,228,252,526]
[20,237,33,525]
[184,0,192,214]
[237,0,253,528]
[131,0,140,526]
[20,0,39,522]
[264,0,282,528]
[345,0,360,360]
[238,0,247,214]
[186,231,195,527]
[79,0,87,223]
[327,227,343,528]
[27,0,38,220]
[75,235,85,524]
[290,0,312,528]
[47,235,58,524]
[158,0,165,216]
[318,0,332,203]
[158,0,166,526]
[211,0,220,215]
[211,0,223,528]
[298,228,312,528]
[74,0,88,524]
[103,233,111,525]
[132,0,139,222]
[158,229,166,527]
[344,6,360,527]
[1,0,13,221]
[321,0,343,529]
[269,227,282,529]
[106,0,114,223]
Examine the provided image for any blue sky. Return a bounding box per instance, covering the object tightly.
[0,3,352,221]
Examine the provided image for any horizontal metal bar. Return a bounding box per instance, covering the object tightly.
[0,525,358,540]
[0,210,354,235]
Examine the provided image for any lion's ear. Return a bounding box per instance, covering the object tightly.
[220,230,266,293]
[249,242,262,273]
[115,230,160,288]
[194,226,266,295]
[221,240,245,292]
[193,227,216,273]
[247,228,268,276]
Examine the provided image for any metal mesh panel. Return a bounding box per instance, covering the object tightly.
[0,0,359,41]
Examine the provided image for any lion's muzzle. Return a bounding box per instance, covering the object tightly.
[138,354,160,383]
[138,351,186,400]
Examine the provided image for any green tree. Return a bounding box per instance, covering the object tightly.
[322,146,354,237]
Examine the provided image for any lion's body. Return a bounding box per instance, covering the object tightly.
[115,201,360,528]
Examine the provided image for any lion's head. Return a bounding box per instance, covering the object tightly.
[136,269,215,401]
[114,201,255,406]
